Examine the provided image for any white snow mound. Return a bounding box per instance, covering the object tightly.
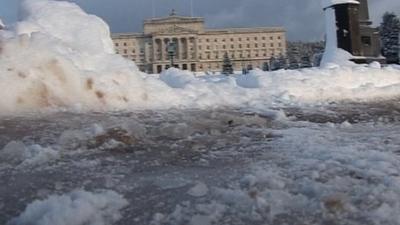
[7,190,128,225]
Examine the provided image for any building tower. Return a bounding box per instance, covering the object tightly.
[322,0,384,63]
[323,0,362,56]
[358,0,382,58]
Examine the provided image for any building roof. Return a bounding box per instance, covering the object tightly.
[204,27,285,34]
[144,15,204,25]
[322,0,359,9]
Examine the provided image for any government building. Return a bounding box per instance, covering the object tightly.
[112,11,286,73]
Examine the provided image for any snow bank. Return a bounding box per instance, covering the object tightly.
[8,190,128,225]
[0,0,400,115]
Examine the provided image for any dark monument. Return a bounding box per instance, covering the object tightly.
[324,0,384,63]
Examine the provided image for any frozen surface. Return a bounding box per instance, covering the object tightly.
[0,103,400,225]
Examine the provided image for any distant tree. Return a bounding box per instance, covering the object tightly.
[288,56,299,70]
[262,62,270,71]
[380,12,400,64]
[222,52,234,75]
[278,54,287,69]
[300,55,312,68]
[270,57,280,71]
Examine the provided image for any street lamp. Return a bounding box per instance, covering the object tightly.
[167,42,177,68]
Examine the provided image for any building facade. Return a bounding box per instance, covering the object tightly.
[112,11,286,73]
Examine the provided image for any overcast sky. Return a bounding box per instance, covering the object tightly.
[0,0,399,41]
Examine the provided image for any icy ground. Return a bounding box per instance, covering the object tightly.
[1,102,400,225]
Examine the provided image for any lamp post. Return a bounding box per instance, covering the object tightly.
[167,42,177,68]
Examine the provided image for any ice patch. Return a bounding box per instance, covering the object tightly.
[188,182,209,197]
[7,190,128,225]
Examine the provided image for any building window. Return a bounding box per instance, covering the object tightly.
[270,43,274,47]
[230,38,234,42]
[247,37,250,41]
[124,42,127,46]
[124,49,128,54]
[206,39,209,42]
[239,44,242,48]
[223,45,226,49]
[262,37,266,40]
[215,39,218,42]
[255,43,258,48]
[278,36,281,40]
[278,43,282,47]
[270,37,273,40]
[247,44,250,48]
[239,38,242,41]
[263,43,266,47]
[254,37,258,41]
[231,45,234,49]
[115,43,119,47]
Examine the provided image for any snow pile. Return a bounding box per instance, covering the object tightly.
[0,0,400,115]
[160,68,196,88]
[236,66,400,103]
[8,190,128,225]
[16,0,114,54]
[0,0,152,114]
[0,141,59,167]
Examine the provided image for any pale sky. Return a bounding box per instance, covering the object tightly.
[0,0,399,41]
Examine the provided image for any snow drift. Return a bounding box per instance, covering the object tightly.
[0,0,400,115]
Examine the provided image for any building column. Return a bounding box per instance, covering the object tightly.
[185,37,189,60]
[161,39,165,62]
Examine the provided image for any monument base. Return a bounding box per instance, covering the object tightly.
[350,56,387,64]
